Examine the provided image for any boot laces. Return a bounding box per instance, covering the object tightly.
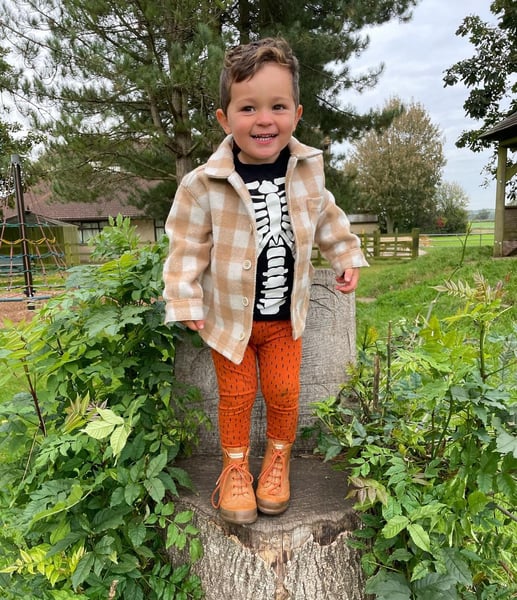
[258,448,287,495]
[211,461,254,508]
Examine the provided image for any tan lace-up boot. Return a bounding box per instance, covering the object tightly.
[256,439,292,515]
[211,447,257,524]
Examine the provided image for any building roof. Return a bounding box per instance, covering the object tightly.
[479,112,517,146]
[3,181,151,223]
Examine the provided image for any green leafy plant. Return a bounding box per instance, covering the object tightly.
[313,272,517,599]
[0,221,209,599]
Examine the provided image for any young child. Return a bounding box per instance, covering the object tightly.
[163,37,368,525]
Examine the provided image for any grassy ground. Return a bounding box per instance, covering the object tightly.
[355,244,516,341]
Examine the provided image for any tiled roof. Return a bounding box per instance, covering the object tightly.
[3,181,151,222]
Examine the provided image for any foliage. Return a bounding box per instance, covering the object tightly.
[0,43,45,193]
[443,1,517,196]
[0,220,208,599]
[343,97,446,232]
[88,214,142,261]
[313,273,517,599]
[433,182,470,233]
[0,0,418,215]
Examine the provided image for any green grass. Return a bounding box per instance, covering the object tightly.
[426,232,494,247]
[356,245,516,341]
[470,220,495,230]
[423,222,495,247]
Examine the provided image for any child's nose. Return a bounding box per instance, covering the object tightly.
[256,109,273,124]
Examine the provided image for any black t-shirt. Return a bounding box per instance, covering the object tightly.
[234,147,295,321]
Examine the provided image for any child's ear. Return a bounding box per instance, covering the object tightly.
[294,105,303,130]
[216,109,231,134]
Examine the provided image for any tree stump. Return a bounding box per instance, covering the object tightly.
[175,455,366,600]
[174,268,356,456]
[173,268,365,598]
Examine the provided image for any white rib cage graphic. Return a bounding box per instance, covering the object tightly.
[247,177,294,315]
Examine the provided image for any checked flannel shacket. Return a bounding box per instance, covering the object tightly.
[163,135,368,364]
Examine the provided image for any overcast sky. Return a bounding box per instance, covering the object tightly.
[340,0,497,212]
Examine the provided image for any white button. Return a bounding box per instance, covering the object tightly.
[242,297,249,306]
[239,332,245,340]
[243,259,252,270]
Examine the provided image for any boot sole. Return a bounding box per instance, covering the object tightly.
[256,499,289,515]
[219,508,258,524]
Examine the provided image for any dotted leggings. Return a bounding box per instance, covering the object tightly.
[211,320,302,448]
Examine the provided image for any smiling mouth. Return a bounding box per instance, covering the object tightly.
[252,134,277,139]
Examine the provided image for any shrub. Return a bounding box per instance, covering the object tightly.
[0,221,209,599]
[313,273,517,599]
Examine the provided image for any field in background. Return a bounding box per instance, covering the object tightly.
[424,220,495,248]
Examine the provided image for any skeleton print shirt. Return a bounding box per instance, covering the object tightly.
[234,147,294,321]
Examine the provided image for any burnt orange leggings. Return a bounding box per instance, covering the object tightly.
[211,320,302,448]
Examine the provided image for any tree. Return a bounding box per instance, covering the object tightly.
[476,208,492,220]
[443,1,517,193]
[434,181,469,233]
[0,120,41,206]
[0,0,418,216]
[1,0,229,217]
[343,98,445,232]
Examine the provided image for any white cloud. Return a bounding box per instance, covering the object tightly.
[340,0,498,211]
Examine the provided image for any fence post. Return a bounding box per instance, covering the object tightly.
[411,228,420,258]
[373,230,380,257]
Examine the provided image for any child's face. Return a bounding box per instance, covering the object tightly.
[216,63,303,165]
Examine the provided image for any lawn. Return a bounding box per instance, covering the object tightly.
[422,221,495,248]
[355,244,516,341]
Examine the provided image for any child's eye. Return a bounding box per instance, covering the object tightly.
[273,104,287,111]
[241,106,255,112]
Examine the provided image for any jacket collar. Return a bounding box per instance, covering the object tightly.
[204,135,322,179]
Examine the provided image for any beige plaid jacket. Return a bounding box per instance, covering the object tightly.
[163,135,368,364]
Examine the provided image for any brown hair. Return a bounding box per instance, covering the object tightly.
[219,37,300,114]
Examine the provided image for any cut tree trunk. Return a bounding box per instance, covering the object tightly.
[175,455,366,600]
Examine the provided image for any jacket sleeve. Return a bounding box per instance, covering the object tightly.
[314,187,369,274]
[162,180,213,324]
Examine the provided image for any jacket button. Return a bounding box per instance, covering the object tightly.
[242,297,249,306]
[239,332,245,340]
[242,259,252,270]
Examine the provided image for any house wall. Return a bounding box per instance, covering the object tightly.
[350,222,379,235]
[132,218,157,242]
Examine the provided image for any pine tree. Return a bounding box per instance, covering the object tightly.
[0,0,418,215]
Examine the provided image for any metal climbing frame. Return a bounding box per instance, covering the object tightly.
[0,155,66,303]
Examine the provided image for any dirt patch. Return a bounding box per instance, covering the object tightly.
[0,293,55,327]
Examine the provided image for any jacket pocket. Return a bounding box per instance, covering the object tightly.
[291,196,322,256]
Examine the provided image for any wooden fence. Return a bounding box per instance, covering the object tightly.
[311,229,420,265]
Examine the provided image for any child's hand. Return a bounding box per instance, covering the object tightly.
[335,268,359,294]
[182,320,205,331]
